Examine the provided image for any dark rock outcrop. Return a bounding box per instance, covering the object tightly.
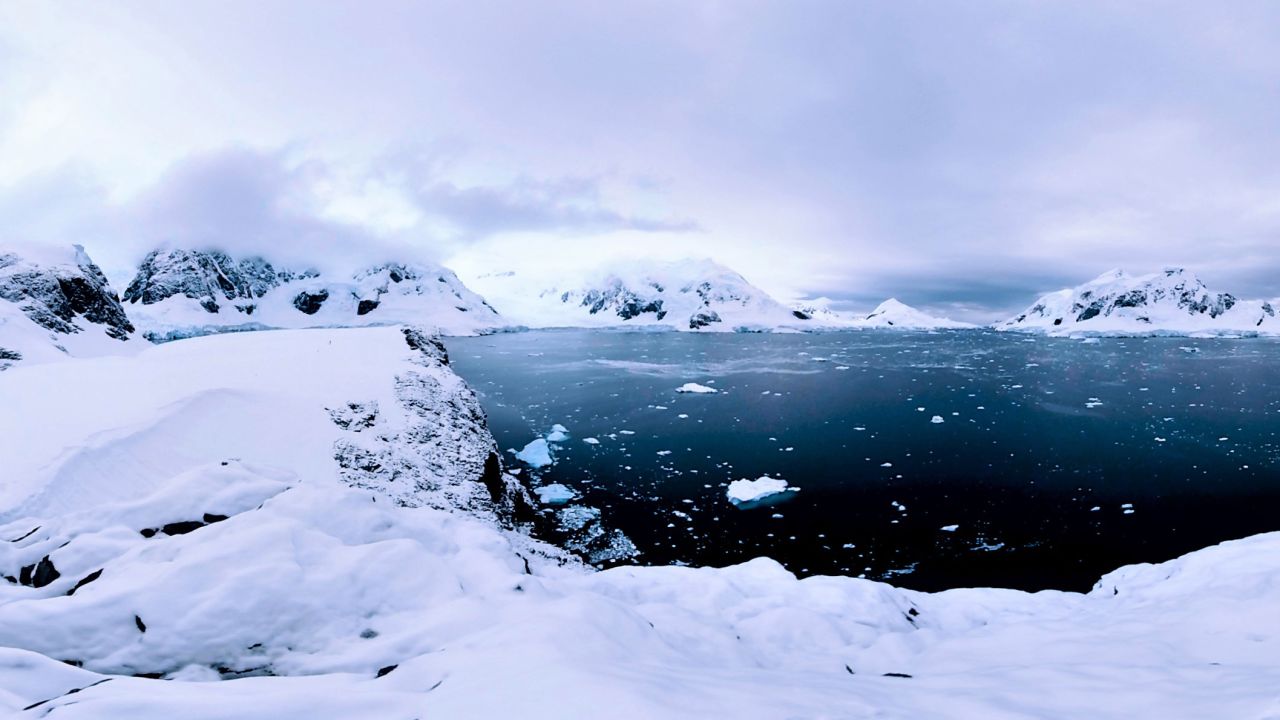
[0,246,134,340]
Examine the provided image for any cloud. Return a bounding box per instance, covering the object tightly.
[3,2,1280,309]
[0,146,698,280]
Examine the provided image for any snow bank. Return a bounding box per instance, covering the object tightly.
[675,382,718,394]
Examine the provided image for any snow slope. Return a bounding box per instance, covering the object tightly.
[123,248,507,341]
[1,326,1278,718]
[467,258,812,332]
[1001,268,1279,336]
[0,244,137,368]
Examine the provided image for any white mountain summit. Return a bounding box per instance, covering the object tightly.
[467,258,811,332]
[1001,268,1278,336]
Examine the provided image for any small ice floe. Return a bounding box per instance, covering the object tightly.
[619,430,636,435]
[836,366,851,370]
[657,450,673,456]
[514,438,554,468]
[1121,503,1135,515]
[546,424,570,442]
[726,476,800,507]
[654,405,669,410]
[931,415,944,424]
[1090,506,1101,512]
[880,462,893,468]
[676,383,719,394]
[1154,437,1167,443]
[582,437,600,445]
[1086,398,1104,408]
[940,524,960,532]
[677,413,689,419]
[535,484,576,505]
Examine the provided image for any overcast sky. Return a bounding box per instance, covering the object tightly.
[3,1,1280,320]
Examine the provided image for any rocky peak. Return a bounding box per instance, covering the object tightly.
[0,245,134,340]
[123,249,313,312]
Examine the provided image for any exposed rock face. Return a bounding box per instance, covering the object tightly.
[688,308,721,329]
[292,289,328,315]
[123,249,313,311]
[0,245,134,354]
[1003,268,1276,335]
[329,327,534,523]
[123,249,504,341]
[572,283,668,321]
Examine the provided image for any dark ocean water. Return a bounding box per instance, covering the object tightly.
[448,329,1280,592]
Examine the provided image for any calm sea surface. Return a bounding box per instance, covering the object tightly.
[449,329,1280,592]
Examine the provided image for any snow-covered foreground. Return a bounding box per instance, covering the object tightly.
[2,327,1278,719]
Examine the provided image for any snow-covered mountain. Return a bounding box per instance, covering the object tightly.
[1001,268,1278,336]
[791,297,973,329]
[468,258,812,332]
[0,244,135,369]
[858,298,973,329]
[1,325,1277,717]
[123,248,506,341]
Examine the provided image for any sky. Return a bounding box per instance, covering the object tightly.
[2,1,1280,321]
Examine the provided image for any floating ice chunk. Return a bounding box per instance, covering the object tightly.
[726,476,798,505]
[546,425,570,442]
[515,438,554,468]
[940,524,960,532]
[931,416,944,424]
[535,484,576,505]
[657,450,672,456]
[676,383,719,394]
[583,437,600,445]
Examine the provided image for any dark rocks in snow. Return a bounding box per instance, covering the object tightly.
[688,309,721,329]
[356,298,380,315]
[159,520,205,536]
[376,664,398,678]
[135,615,147,633]
[139,512,231,538]
[292,289,329,315]
[328,401,379,431]
[65,569,103,596]
[18,555,61,588]
[6,526,40,543]
[0,246,134,340]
